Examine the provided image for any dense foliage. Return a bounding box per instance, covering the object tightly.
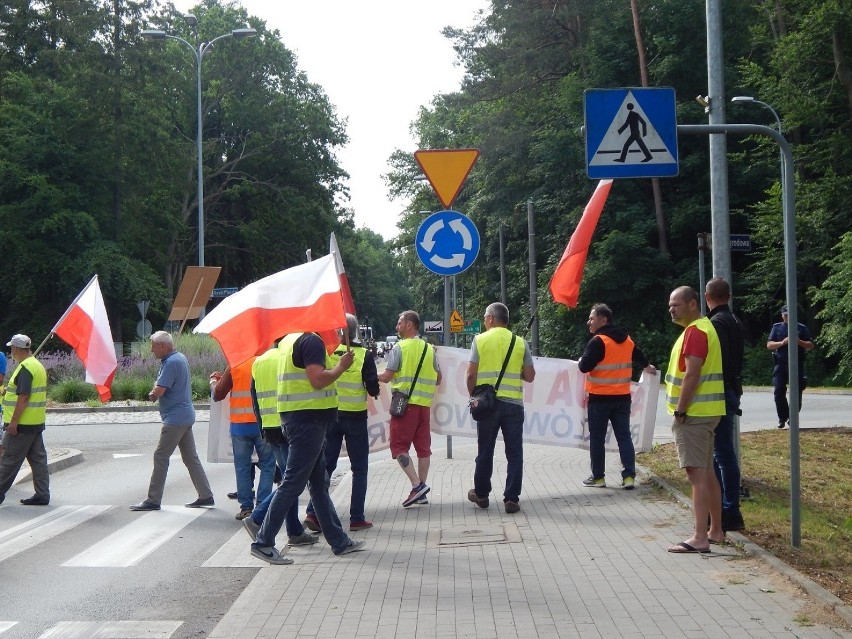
[0,0,409,349]
[387,0,851,384]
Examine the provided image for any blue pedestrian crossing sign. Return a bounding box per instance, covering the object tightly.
[415,210,480,276]
[584,87,678,179]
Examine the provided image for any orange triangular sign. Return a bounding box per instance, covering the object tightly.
[414,149,480,209]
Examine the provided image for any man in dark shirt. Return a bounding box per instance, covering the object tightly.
[577,304,656,489]
[767,305,814,428]
[704,278,746,533]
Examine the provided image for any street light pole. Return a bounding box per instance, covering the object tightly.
[141,22,256,268]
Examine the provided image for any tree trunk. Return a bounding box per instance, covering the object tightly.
[629,0,669,256]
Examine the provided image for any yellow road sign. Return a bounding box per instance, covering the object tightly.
[450,309,464,333]
[414,149,480,209]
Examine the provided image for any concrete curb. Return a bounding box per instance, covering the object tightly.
[14,448,84,486]
[639,463,852,628]
[46,403,211,414]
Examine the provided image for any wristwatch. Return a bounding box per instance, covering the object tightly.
[673,410,687,421]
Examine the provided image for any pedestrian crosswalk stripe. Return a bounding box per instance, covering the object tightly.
[0,622,16,634]
[0,506,110,563]
[62,506,207,567]
[202,529,272,568]
[37,620,182,638]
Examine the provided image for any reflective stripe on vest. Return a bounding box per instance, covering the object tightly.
[277,333,337,412]
[332,345,367,412]
[2,356,48,425]
[665,317,726,416]
[474,327,527,401]
[252,348,284,428]
[585,334,634,395]
[390,338,438,407]
[229,358,257,423]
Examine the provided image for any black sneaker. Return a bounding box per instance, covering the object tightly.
[722,510,746,532]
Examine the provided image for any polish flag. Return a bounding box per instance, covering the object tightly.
[548,180,613,308]
[195,254,347,368]
[330,232,356,315]
[52,275,118,402]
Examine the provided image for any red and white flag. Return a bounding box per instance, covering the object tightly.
[52,275,117,402]
[330,232,356,315]
[194,254,347,368]
[548,179,613,308]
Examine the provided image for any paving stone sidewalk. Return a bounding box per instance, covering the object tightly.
[208,445,852,639]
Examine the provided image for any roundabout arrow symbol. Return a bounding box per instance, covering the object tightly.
[419,219,444,252]
[430,253,465,268]
[449,218,472,250]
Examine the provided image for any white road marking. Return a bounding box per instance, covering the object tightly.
[37,620,182,638]
[112,454,143,459]
[0,506,110,563]
[0,622,17,633]
[62,506,207,567]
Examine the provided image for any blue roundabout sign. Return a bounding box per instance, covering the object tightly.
[415,210,480,276]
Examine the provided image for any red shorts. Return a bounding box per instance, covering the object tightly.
[389,404,432,458]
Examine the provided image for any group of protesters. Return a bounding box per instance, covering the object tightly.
[0,281,806,562]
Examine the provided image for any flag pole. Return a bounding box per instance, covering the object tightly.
[51,274,98,333]
[331,249,351,352]
[32,333,54,359]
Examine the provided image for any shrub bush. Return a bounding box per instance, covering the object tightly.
[49,378,98,403]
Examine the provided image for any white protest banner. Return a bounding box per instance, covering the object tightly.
[208,346,660,462]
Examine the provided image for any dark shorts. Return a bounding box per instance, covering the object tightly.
[389,404,432,458]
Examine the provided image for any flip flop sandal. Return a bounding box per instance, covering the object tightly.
[668,541,711,554]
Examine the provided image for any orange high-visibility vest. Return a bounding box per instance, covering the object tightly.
[584,335,634,395]
[229,357,257,423]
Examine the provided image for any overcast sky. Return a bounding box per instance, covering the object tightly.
[170,0,489,239]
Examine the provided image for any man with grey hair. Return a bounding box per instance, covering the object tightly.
[466,303,535,513]
[130,331,213,511]
[304,313,379,531]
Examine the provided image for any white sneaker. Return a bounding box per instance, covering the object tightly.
[250,545,293,565]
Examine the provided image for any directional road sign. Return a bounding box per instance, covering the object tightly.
[425,320,443,333]
[584,87,678,179]
[462,320,482,335]
[415,210,480,276]
[730,234,752,252]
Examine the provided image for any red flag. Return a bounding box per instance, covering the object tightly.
[52,275,117,402]
[194,255,347,368]
[330,232,356,315]
[548,180,613,308]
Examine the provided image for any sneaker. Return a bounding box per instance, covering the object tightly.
[621,477,635,490]
[185,496,215,508]
[778,420,786,429]
[582,476,606,488]
[288,532,320,546]
[467,488,489,509]
[235,508,253,520]
[504,500,520,514]
[303,513,322,532]
[227,491,238,500]
[403,483,430,507]
[250,545,293,565]
[20,495,50,506]
[335,539,366,555]
[416,496,429,505]
[242,516,260,540]
[349,520,374,530]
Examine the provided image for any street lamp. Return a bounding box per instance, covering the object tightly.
[730,96,786,212]
[141,19,257,268]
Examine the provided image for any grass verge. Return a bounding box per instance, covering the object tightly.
[637,427,852,606]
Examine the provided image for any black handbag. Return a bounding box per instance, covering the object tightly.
[389,341,428,417]
[469,335,517,421]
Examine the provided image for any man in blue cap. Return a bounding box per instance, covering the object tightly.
[767,305,814,428]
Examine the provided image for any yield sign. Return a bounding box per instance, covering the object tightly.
[414,149,480,209]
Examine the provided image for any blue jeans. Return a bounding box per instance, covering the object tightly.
[714,387,741,513]
[306,412,370,523]
[253,413,352,553]
[251,438,304,538]
[231,432,276,510]
[587,398,635,480]
[473,400,524,502]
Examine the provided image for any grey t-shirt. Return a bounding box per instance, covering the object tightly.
[156,351,196,426]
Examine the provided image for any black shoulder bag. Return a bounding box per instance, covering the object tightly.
[389,341,429,417]
[469,335,517,421]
